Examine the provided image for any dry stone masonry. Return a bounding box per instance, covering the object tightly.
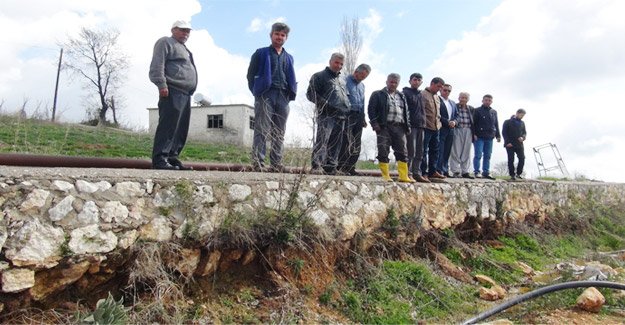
[0,166,624,312]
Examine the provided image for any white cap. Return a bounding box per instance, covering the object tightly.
[172,20,192,29]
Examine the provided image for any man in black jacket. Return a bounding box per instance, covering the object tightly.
[502,109,527,180]
[472,94,501,180]
[306,53,351,175]
[368,73,414,183]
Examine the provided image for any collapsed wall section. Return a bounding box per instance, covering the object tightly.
[0,166,623,313]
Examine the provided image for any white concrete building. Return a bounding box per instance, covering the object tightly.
[147,104,255,147]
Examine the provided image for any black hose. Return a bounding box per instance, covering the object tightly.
[463,280,625,325]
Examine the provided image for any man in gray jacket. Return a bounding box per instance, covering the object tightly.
[149,20,198,170]
[306,53,351,175]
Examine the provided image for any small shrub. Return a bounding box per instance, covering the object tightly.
[288,258,305,277]
[81,292,128,325]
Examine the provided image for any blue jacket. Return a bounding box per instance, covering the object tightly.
[246,46,297,100]
[439,97,457,130]
[346,74,365,114]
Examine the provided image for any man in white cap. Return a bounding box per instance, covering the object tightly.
[149,20,198,170]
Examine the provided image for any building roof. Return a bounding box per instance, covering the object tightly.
[146,103,253,110]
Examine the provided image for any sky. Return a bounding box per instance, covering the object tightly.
[1,0,624,182]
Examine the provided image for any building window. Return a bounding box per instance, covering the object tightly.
[207,114,223,129]
[249,116,255,130]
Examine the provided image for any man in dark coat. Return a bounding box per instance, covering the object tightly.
[502,109,527,180]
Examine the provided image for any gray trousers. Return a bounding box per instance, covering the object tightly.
[450,127,472,174]
[152,87,191,165]
[252,88,290,167]
[376,123,408,163]
[407,127,424,176]
[338,111,364,172]
[311,114,345,171]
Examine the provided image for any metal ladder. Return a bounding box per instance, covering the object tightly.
[532,143,569,177]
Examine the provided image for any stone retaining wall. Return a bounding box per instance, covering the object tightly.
[0,167,624,312]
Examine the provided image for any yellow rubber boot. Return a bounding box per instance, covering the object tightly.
[397,161,416,183]
[379,162,393,182]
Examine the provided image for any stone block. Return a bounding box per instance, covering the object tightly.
[1,268,35,293]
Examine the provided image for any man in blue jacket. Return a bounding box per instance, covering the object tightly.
[502,109,527,180]
[338,64,371,176]
[472,94,501,180]
[247,22,297,173]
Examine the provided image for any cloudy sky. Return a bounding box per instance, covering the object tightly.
[1,0,624,182]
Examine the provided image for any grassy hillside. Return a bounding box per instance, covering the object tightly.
[0,114,382,169]
[0,115,280,165]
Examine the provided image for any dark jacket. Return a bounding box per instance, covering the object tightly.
[439,97,457,130]
[247,47,297,100]
[367,88,410,132]
[472,105,501,139]
[402,87,425,128]
[306,67,351,117]
[502,115,527,148]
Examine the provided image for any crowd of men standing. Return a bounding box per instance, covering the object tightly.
[149,21,527,181]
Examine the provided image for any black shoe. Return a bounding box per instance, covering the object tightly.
[509,175,516,181]
[309,167,325,175]
[347,169,362,176]
[324,168,337,176]
[269,165,285,173]
[462,173,475,179]
[252,164,269,172]
[483,174,496,180]
[153,162,179,170]
[444,172,453,178]
[168,158,193,170]
[516,174,524,180]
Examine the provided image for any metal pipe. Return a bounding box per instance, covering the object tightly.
[0,153,383,176]
[463,281,625,325]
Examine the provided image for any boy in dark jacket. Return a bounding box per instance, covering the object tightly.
[502,109,527,180]
[403,73,429,183]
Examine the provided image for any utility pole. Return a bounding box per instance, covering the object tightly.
[51,48,63,122]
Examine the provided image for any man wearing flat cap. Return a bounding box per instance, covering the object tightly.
[149,20,198,170]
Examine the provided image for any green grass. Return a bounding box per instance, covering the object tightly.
[0,114,260,164]
[0,114,384,169]
[339,260,477,324]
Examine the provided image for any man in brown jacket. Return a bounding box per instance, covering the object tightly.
[420,77,445,180]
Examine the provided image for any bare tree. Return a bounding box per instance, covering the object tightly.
[62,27,128,125]
[491,161,509,177]
[19,97,29,119]
[340,16,363,75]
